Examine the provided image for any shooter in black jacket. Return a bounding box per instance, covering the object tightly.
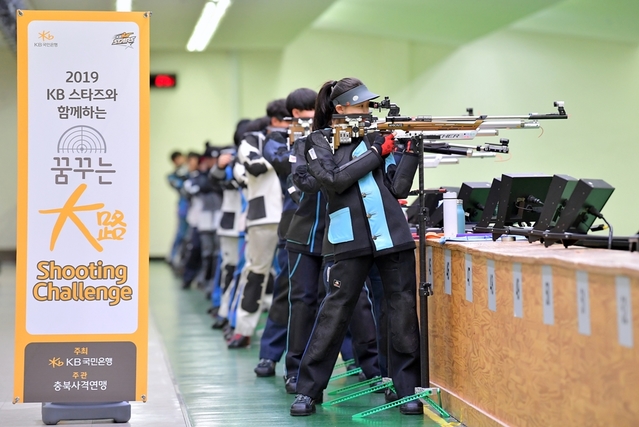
[290,78,422,417]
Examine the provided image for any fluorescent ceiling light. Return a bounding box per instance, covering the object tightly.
[116,0,132,12]
[187,0,231,52]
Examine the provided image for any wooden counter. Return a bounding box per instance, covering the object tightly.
[422,240,639,427]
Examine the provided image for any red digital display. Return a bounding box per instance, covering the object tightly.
[150,74,177,88]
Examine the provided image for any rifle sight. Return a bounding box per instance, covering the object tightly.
[370,96,401,116]
[553,101,566,115]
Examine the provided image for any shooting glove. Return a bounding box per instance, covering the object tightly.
[372,133,395,157]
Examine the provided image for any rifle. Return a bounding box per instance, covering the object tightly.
[330,99,567,154]
[283,117,313,148]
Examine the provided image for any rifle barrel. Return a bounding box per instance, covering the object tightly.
[477,120,540,130]
[413,113,566,121]
[477,129,499,136]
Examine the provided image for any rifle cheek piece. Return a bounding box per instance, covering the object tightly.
[331,116,371,151]
[285,117,313,146]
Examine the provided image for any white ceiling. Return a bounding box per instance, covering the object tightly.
[23,0,338,51]
[2,0,639,53]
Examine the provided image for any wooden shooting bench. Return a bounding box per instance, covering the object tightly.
[419,240,639,426]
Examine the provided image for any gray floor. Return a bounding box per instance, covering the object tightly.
[0,262,189,427]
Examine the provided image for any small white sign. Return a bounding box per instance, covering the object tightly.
[616,276,633,348]
[487,259,496,312]
[465,253,473,302]
[513,263,523,318]
[542,265,554,325]
[444,249,451,295]
[576,271,591,336]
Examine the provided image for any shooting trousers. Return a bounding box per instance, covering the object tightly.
[296,249,421,399]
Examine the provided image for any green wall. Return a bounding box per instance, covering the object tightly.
[0,49,17,251]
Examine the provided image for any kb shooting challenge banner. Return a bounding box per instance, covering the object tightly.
[15,10,150,403]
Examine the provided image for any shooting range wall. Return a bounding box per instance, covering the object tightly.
[423,240,639,427]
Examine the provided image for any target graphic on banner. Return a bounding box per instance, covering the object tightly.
[57,125,107,154]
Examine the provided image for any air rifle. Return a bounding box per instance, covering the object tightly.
[283,117,313,147]
[329,100,567,153]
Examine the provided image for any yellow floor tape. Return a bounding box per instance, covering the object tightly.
[424,404,461,427]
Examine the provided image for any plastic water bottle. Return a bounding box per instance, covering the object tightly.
[443,192,458,238]
[456,199,466,234]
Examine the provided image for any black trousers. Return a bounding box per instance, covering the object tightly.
[322,261,380,381]
[182,227,201,286]
[259,240,290,361]
[296,249,421,399]
[285,251,324,378]
[199,230,217,282]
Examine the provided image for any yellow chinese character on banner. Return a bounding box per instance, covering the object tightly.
[97,210,127,241]
[39,183,104,252]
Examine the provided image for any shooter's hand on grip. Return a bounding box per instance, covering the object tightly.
[372,133,395,157]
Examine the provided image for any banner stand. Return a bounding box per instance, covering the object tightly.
[42,401,131,425]
[15,9,150,420]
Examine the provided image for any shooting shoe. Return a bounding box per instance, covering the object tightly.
[222,325,234,341]
[290,394,322,416]
[384,388,398,403]
[254,359,276,377]
[399,399,423,416]
[370,378,386,394]
[284,375,297,394]
[227,334,250,349]
[211,317,228,330]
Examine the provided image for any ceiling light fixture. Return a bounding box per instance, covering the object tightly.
[115,0,132,12]
[186,0,231,52]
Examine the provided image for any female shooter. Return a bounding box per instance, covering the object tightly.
[290,77,423,417]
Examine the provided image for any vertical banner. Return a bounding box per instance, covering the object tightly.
[15,10,149,403]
